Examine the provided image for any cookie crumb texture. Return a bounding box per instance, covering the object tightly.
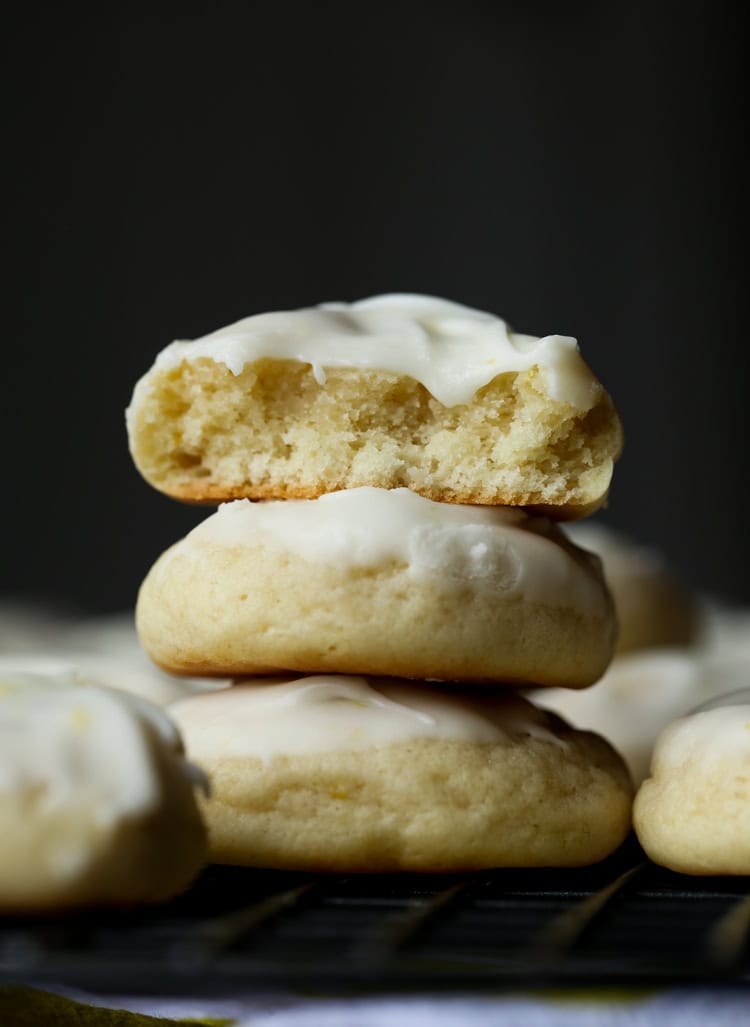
[129,360,621,516]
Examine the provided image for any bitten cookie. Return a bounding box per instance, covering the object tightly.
[126,294,622,517]
[0,671,208,911]
[566,523,698,653]
[170,676,634,872]
[137,487,617,687]
[633,702,750,875]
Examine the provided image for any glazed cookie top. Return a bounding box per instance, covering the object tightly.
[169,676,570,763]
[0,654,228,708]
[129,293,601,410]
[0,670,207,825]
[164,487,608,614]
[650,704,750,772]
[534,650,750,783]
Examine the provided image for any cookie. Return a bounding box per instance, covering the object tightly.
[0,671,208,911]
[566,523,698,653]
[534,648,750,784]
[136,487,616,687]
[0,606,230,707]
[0,652,228,708]
[633,702,750,875]
[126,294,622,516]
[170,676,634,871]
[699,602,750,661]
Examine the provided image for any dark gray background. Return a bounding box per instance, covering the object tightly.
[4,2,746,611]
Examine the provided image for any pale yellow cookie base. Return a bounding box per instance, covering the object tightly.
[0,741,207,912]
[192,732,633,871]
[634,760,750,875]
[128,360,622,517]
[136,540,616,687]
[610,575,698,654]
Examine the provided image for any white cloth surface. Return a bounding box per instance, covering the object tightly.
[75,989,750,1026]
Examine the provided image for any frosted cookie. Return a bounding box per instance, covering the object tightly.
[634,701,750,875]
[533,648,750,784]
[0,609,230,707]
[699,601,750,660]
[126,294,622,516]
[170,676,633,871]
[566,523,698,653]
[0,652,229,708]
[0,671,208,911]
[0,601,71,652]
[136,488,616,687]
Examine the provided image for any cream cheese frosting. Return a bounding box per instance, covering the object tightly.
[169,675,568,764]
[163,486,605,613]
[0,670,207,834]
[131,293,600,410]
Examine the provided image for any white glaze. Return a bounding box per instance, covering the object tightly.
[699,602,750,659]
[536,648,750,783]
[0,653,229,708]
[0,608,231,705]
[0,671,207,831]
[130,293,600,410]
[166,487,605,613]
[169,675,568,763]
[652,705,750,771]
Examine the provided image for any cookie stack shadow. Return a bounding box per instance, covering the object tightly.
[128,294,634,873]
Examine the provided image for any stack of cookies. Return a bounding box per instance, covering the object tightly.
[127,293,633,872]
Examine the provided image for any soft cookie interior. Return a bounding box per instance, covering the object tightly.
[127,294,622,515]
[128,359,621,515]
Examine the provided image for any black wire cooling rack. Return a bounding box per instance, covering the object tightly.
[1,839,748,995]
